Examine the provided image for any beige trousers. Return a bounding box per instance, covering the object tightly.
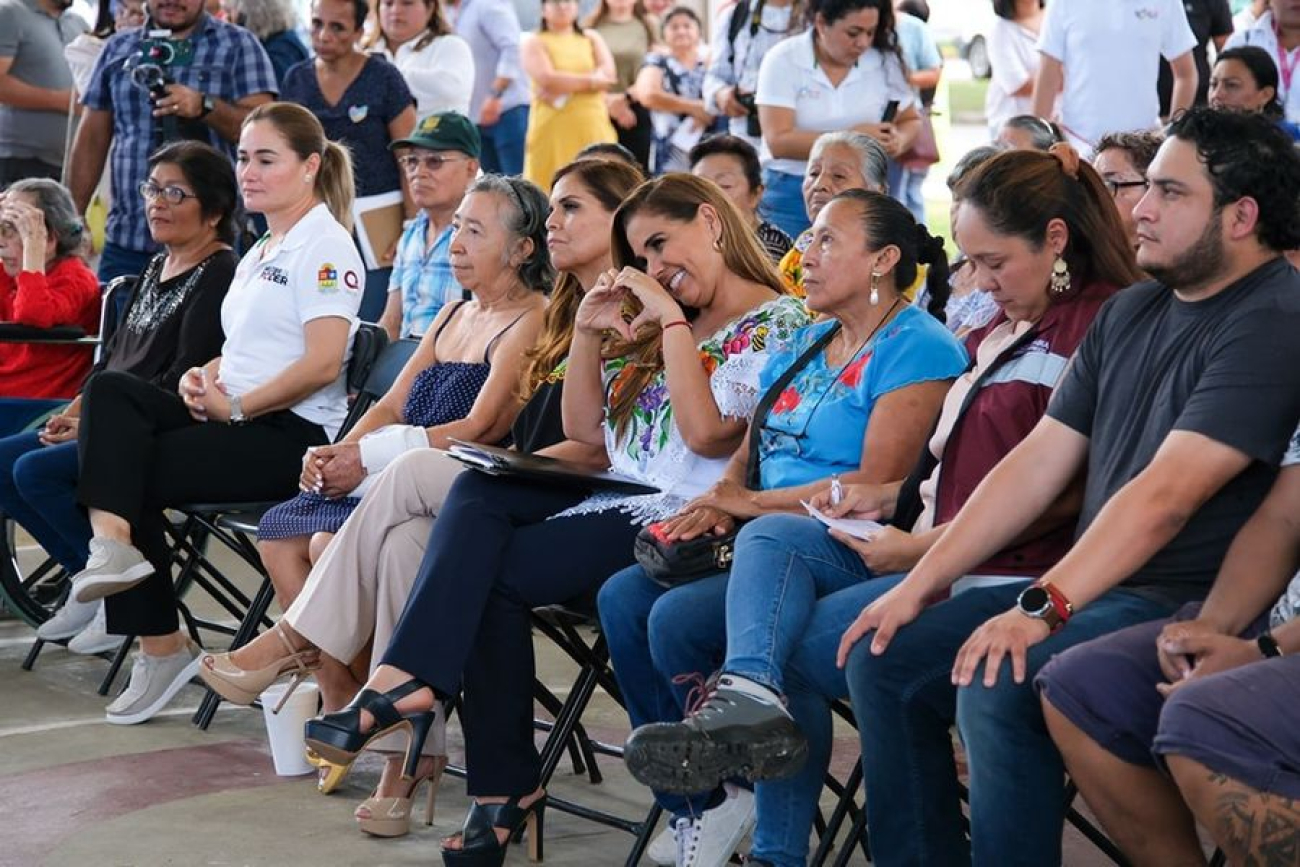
[284,449,463,753]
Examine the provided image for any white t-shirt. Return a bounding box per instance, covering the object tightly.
[375,33,476,119]
[755,30,913,177]
[220,204,362,440]
[1224,11,1300,124]
[985,16,1042,134]
[1038,0,1197,152]
[702,0,798,153]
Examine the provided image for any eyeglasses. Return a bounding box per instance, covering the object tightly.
[139,181,199,205]
[1104,178,1149,197]
[398,154,468,174]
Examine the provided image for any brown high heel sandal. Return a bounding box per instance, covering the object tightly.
[198,622,320,711]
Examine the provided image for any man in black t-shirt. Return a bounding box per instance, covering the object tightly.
[835,108,1300,867]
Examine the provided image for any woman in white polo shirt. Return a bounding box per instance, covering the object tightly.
[755,0,917,239]
[67,102,362,726]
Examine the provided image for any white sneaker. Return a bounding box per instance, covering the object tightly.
[72,538,154,603]
[647,823,677,865]
[105,640,200,725]
[675,786,757,867]
[68,602,123,655]
[35,595,98,641]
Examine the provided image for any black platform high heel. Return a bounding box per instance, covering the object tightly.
[441,793,548,866]
[303,679,435,779]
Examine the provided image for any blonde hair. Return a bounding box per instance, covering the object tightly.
[606,173,785,436]
[243,102,356,231]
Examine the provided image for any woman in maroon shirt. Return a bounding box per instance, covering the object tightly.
[0,179,101,435]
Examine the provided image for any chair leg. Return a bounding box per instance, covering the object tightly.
[97,636,133,695]
[192,575,276,730]
[624,803,664,867]
[21,637,46,671]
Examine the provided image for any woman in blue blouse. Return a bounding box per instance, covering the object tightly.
[598,190,967,864]
[281,0,417,319]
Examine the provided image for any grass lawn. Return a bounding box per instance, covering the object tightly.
[948,78,989,125]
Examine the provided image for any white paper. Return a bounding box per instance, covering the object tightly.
[802,500,883,541]
[351,190,405,270]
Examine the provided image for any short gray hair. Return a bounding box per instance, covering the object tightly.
[235,0,298,40]
[7,178,85,258]
[466,174,555,293]
[809,131,890,193]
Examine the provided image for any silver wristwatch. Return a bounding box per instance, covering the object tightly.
[229,394,247,425]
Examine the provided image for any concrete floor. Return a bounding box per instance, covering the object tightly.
[0,545,1124,867]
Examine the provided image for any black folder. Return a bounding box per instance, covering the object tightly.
[445,440,660,495]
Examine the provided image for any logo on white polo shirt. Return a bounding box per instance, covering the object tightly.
[343,270,360,293]
[259,265,289,286]
[1134,7,1160,19]
[317,263,339,293]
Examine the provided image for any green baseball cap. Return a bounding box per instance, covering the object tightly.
[390,111,481,158]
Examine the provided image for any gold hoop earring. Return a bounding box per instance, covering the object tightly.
[869,271,881,306]
[1050,255,1071,296]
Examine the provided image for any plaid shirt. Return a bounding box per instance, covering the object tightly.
[83,14,276,252]
[390,211,466,337]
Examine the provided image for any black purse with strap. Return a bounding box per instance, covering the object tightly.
[633,323,842,587]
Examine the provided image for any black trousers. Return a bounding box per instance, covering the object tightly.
[381,470,641,796]
[77,370,328,636]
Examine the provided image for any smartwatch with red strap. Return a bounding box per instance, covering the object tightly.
[1016,581,1074,632]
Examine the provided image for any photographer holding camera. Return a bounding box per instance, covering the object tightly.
[67,0,277,282]
[702,0,806,154]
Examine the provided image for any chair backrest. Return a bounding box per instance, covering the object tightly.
[335,332,420,440]
[347,321,388,396]
[95,274,138,364]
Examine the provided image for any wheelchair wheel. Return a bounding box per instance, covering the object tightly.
[0,512,70,628]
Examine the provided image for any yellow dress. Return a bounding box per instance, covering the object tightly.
[523,30,617,192]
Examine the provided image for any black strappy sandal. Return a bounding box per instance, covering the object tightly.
[303,679,436,779]
[441,793,548,866]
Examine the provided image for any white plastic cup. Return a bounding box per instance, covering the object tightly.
[260,681,319,776]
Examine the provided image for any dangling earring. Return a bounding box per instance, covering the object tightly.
[304,174,313,183]
[869,272,881,306]
[713,235,723,252]
[1050,255,1071,296]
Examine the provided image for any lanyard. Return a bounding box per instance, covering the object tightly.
[1276,22,1299,94]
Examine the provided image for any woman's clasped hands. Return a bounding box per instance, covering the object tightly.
[298,442,365,499]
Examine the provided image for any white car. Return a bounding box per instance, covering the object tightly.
[925,0,1000,79]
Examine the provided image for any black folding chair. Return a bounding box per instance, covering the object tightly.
[186,328,417,728]
[11,275,139,677]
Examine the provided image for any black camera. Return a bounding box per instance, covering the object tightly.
[128,32,178,101]
[735,91,761,138]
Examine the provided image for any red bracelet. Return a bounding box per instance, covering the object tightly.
[662,319,691,333]
[1040,581,1074,624]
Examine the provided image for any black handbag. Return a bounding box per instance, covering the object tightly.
[632,323,842,588]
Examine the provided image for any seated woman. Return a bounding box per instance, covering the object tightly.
[0,180,101,436]
[598,189,966,865]
[2,141,238,652]
[253,174,551,623]
[633,6,713,174]
[299,175,811,866]
[199,158,645,822]
[1209,45,1300,141]
[689,134,793,264]
[67,102,362,726]
[623,146,1141,867]
[775,131,888,296]
[1091,130,1161,254]
[994,114,1062,151]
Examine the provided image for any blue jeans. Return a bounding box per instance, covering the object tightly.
[0,399,65,438]
[96,240,153,284]
[598,564,730,818]
[760,169,810,240]
[0,434,88,573]
[887,160,928,226]
[845,582,1172,867]
[479,105,530,177]
[722,513,905,866]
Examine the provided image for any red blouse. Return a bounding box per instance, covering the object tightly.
[0,257,101,399]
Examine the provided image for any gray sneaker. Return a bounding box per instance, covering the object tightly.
[624,675,807,794]
[68,602,124,655]
[105,641,201,725]
[36,595,99,641]
[72,539,154,603]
